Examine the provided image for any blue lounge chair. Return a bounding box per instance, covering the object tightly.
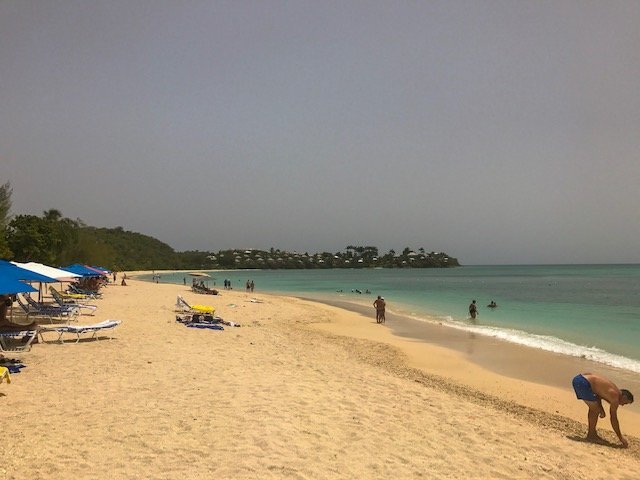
[0,330,38,353]
[49,287,97,315]
[19,294,79,323]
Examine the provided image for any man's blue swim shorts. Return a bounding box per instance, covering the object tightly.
[572,374,598,402]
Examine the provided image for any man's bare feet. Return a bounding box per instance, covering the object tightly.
[586,433,605,443]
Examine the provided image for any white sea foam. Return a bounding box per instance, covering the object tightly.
[411,314,640,374]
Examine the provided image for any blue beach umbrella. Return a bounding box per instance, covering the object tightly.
[0,277,37,295]
[2,260,65,302]
[0,275,38,323]
[63,263,104,277]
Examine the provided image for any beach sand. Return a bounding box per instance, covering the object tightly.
[2,278,640,479]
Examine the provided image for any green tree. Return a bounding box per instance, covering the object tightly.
[6,214,58,263]
[42,208,62,222]
[217,250,236,267]
[41,209,81,264]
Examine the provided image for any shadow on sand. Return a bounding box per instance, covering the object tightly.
[566,434,621,448]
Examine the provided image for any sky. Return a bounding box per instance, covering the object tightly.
[1,1,639,265]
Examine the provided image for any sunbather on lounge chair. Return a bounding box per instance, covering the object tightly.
[0,295,38,330]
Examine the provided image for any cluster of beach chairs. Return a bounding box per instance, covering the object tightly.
[191,280,219,296]
[0,261,123,382]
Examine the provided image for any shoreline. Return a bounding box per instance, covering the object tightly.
[295,293,640,436]
[131,267,640,375]
[305,295,640,397]
[133,272,640,435]
[131,271,640,427]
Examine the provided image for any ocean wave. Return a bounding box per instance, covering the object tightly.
[411,314,640,374]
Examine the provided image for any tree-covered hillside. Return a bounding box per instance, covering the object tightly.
[0,182,460,270]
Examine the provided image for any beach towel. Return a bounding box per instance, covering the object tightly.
[5,363,25,374]
[186,323,224,330]
[0,357,26,373]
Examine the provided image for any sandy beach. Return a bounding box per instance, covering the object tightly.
[2,277,640,479]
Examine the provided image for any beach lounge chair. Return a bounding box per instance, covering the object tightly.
[68,284,102,299]
[39,320,121,343]
[175,296,215,315]
[49,287,97,315]
[15,295,54,324]
[0,330,38,353]
[191,282,219,295]
[175,295,191,312]
[20,294,80,323]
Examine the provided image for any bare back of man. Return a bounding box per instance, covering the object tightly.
[373,297,385,324]
[573,373,634,447]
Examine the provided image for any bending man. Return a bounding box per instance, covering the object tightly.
[572,373,634,447]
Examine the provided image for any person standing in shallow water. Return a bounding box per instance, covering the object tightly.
[373,296,386,324]
[468,300,477,320]
[572,373,633,447]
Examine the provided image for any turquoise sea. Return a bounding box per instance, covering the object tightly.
[139,265,640,374]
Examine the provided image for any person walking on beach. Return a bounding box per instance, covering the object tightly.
[469,300,478,320]
[572,373,634,447]
[373,296,386,324]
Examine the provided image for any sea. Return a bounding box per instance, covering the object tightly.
[138,264,640,374]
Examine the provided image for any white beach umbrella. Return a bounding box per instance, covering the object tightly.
[11,262,82,301]
[11,262,81,281]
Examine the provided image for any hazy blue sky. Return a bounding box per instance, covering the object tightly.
[1,1,639,264]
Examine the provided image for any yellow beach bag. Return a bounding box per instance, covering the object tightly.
[0,366,11,384]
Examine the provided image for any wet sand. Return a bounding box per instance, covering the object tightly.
[305,295,640,432]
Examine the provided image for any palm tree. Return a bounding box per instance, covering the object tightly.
[43,209,63,222]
